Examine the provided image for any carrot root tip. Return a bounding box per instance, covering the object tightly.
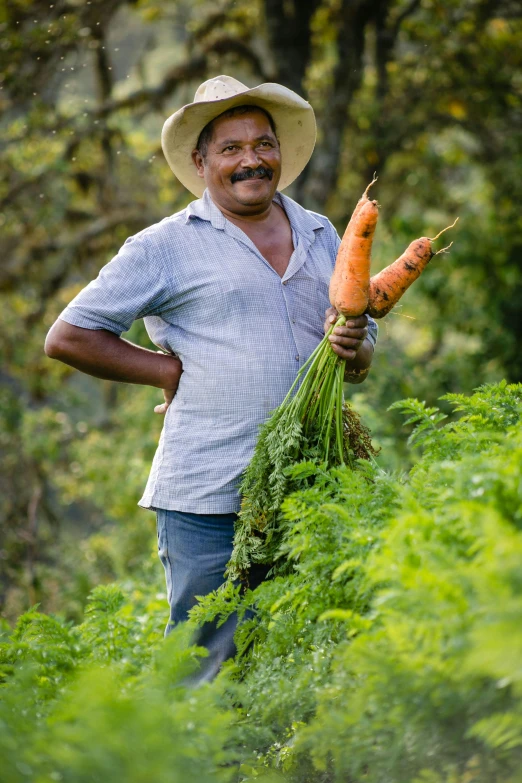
[435,241,453,255]
[429,217,459,242]
[362,174,378,198]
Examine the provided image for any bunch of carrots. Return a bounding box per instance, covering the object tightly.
[228,179,457,581]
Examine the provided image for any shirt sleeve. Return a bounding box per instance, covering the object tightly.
[366,315,378,348]
[323,217,378,348]
[59,233,173,336]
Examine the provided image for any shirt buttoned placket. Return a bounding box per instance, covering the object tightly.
[221,220,314,366]
[281,231,317,365]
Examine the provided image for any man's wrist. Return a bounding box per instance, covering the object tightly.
[155,352,182,390]
[344,366,370,384]
[343,338,373,383]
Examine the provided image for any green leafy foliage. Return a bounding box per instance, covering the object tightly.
[388,397,448,447]
[0,583,229,783]
[1,383,522,781]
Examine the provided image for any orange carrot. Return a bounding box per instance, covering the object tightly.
[346,174,378,233]
[329,199,379,317]
[367,219,458,318]
[329,176,378,307]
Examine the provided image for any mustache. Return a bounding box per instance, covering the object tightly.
[230,166,274,184]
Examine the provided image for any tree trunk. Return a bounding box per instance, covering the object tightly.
[298,0,374,212]
[263,0,321,97]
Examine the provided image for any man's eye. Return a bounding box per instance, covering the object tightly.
[224,145,238,152]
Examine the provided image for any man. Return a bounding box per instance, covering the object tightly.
[45,75,377,682]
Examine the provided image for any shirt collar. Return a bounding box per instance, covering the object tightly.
[274,191,324,241]
[186,188,324,241]
[185,189,226,229]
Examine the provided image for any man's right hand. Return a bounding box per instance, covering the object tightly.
[154,388,176,415]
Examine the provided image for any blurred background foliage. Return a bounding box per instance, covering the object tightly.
[0,0,520,622]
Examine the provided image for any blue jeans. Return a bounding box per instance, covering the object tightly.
[155,509,269,684]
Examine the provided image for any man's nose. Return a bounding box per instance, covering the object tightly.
[240,146,261,167]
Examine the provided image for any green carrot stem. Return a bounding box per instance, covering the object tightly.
[335,361,345,463]
[321,375,337,456]
[278,314,347,410]
[303,356,332,423]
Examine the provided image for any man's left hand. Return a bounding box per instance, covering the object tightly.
[323,307,374,384]
[324,307,368,361]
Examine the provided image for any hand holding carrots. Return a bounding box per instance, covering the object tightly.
[324,307,368,361]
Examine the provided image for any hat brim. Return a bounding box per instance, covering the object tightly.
[161,83,316,197]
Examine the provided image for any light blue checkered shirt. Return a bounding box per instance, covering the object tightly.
[60,189,377,513]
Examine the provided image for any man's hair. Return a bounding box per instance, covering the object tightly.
[195,105,277,158]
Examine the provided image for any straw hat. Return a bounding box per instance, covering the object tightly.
[161,75,316,197]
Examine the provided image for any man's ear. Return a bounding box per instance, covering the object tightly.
[191,149,205,179]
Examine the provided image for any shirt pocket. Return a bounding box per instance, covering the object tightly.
[288,268,331,327]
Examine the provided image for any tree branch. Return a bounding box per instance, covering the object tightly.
[23,210,161,325]
[204,35,271,81]
[93,34,270,119]
[0,171,48,211]
[390,0,422,39]
[0,210,159,294]
[93,55,208,117]
[189,2,238,44]
[91,25,116,208]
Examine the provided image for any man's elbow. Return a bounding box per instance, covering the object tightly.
[44,320,78,361]
[44,326,64,360]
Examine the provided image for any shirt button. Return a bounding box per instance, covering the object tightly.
[282,280,288,285]
[295,355,300,361]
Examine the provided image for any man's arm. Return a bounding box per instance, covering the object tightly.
[324,308,374,384]
[45,320,182,394]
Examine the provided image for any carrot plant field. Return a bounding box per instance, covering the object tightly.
[2,381,522,783]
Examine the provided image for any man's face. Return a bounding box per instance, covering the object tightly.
[192,110,281,214]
